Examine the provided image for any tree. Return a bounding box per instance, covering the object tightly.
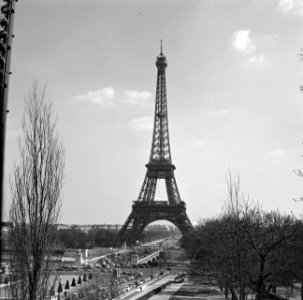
[8,83,64,300]
[65,280,70,290]
[57,228,87,248]
[193,173,296,300]
[94,229,119,247]
[57,282,63,300]
[49,286,55,297]
[194,215,251,300]
[71,278,76,287]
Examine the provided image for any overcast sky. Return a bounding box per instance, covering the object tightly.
[3,0,303,225]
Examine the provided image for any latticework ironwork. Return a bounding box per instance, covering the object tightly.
[0,0,17,215]
[119,44,193,244]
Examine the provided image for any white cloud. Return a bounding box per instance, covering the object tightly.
[131,116,153,131]
[75,87,115,106]
[192,140,207,147]
[268,148,286,159]
[232,30,256,54]
[120,90,152,105]
[207,108,236,118]
[232,30,267,65]
[248,53,265,64]
[72,87,152,107]
[279,0,303,15]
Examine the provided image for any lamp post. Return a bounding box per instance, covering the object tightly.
[150,261,153,278]
[159,242,164,273]
[129,244,132,268]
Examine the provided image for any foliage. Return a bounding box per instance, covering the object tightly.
[65,280,70,290]
[57,282,63,293]
[56,224,178,249]
[192,173,301,300]
[49,286,55,296]
[94,229,119,247]
[71,278,76,287]
[57,228,88,249]
[57,228,120,248]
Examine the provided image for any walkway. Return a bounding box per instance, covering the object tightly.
[147,283,226,300]
[120,274,175,300]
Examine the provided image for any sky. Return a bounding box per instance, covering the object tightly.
[3,0,303,225]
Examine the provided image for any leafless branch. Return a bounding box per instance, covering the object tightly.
[8,82,64,300]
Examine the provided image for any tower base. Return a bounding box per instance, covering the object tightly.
[119,201,193,244]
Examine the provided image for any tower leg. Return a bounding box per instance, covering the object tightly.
[119,204,194,244]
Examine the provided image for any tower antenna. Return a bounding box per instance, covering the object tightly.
[160,40,163,55]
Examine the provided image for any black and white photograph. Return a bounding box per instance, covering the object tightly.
[1,1,303,299]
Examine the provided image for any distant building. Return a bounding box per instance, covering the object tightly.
[57,223,123,232]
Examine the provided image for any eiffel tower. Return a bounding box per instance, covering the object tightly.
[119,43,193,244]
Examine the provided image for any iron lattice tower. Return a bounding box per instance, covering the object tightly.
[119,44,193,244]
[0,0,17,219]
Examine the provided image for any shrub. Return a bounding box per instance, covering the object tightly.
[71,277,76,287]
[65,280,70,289]
[49,286,55,296]
[57,282,63,293]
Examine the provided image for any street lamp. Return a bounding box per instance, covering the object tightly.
[150,261,153,278]
[129,244,132,268]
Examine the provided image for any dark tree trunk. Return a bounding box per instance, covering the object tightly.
[225,285,229,299]
[240,286,246,300]
[230,286,238,300]
[256,254,266,300]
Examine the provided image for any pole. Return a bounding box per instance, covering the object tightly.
[0,0,17,224]
[129,244,132,268]
[159,254,161,273]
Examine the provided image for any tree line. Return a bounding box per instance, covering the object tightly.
[186,174,303,300]
[57,224,177,249]
[57,228,119,249]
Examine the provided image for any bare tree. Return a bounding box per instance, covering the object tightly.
[193,172,296,300]
[225,172,252,300]
[8,83,64,300]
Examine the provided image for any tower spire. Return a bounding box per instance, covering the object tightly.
[151,40,170,162]
[160,40,163,55]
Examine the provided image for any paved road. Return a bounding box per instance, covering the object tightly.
[148,282,226,300]
[121,275,175,300]
[147,283,184,300]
